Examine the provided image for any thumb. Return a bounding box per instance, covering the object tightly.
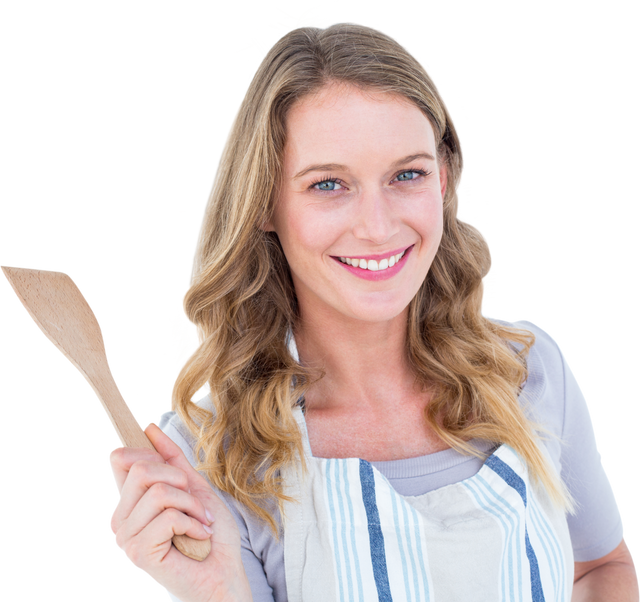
[144,422,194,467]
[144,423,223,507]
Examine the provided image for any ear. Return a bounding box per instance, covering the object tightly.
[439,164,448,199]
[260,219,275,232]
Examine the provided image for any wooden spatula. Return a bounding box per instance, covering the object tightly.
[1,266,211,562]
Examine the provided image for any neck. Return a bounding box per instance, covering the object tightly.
[294,303,419,412]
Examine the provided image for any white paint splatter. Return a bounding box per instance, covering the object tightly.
[480,36,522,138]
[544,132,560,180]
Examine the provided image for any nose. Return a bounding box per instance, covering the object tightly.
[352,188,399,245]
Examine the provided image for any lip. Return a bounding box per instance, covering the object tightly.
[331,245,413,263]
[331,245,414,281]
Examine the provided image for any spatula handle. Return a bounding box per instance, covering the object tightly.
[171,533,211,562]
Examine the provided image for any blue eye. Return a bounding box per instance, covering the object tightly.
[397,171,419,181]
[398,170,426,182]
[309,169,431,192]
[310,178,340,192]
[313,179,343,191]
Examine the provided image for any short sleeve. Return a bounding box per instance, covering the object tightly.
[517,321,623,562]
[556,357,624,561]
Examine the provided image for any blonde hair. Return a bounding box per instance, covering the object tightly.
[173,23,571,533]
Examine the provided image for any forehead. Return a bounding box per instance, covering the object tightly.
[283,83,437,169]
[288,81,425,121]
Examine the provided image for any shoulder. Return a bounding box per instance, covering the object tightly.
[159,396,215,466]
[160,395,216,432]
[491,319,573,466]
[484,313,567,378]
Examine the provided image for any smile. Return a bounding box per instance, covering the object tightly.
[332,245,413,281]
[338,249,407,272]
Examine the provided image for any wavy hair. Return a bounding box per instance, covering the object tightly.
[173,23,571,533]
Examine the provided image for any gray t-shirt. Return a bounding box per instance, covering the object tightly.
[160,321,623,601]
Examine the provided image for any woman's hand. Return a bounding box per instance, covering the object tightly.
[110,424,253,602]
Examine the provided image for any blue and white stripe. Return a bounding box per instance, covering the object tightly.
[288,442,571,602]
[462,446,569,602]
[322,458,434,601]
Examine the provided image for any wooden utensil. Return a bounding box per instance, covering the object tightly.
[1,266,211,561]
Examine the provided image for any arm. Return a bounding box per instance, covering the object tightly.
[572,539,638,601]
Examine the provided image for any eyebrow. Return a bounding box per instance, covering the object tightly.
[292,152,436,180]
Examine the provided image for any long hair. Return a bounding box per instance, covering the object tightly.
[173,24,571,533]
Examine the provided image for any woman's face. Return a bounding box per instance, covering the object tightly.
[267,83,446,325]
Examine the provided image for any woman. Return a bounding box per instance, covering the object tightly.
[110,24,637,601]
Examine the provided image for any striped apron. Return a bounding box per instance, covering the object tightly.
[282,406,574,601]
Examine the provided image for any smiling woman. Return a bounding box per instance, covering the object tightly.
[108,23,638,602]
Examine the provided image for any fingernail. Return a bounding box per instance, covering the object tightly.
[203,523,213,534]
[205,509,214,523]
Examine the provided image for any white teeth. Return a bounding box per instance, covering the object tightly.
[339,249,407,271]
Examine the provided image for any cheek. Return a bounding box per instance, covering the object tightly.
[273,213,320,273]
[279,205,344,260]
[408,194,444,238]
